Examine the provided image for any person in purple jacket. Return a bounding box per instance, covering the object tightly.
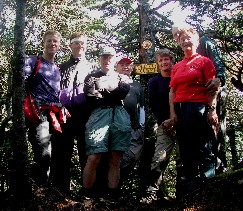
[54,32,94,194]
[24,30,62,187]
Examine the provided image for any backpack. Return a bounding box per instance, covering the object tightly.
[24,56,42,125]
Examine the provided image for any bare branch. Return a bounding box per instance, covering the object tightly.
[151,0,176,11]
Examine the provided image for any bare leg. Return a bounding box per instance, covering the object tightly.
[83,153,102,188]
[108,151,122,188]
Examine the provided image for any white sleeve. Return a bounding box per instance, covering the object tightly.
[139,106,145,126]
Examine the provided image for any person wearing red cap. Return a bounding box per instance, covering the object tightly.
[115,57,145,183]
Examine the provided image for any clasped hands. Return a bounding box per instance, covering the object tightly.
[162,118,176,136]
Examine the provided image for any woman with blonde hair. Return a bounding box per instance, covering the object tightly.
[169,27,218,198]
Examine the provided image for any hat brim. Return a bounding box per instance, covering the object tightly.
[99,52,115,56]
[117,58,133,64]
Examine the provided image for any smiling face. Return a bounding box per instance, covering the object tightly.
[43,34,61,56]
[156,55,173,75]
[116,60,133,76]
[155,49,174,77]
[178,29,199,54]
[179,33,194,52]
[99,54,115,73]
[69,35,87,58]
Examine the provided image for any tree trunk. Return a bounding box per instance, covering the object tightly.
[227,126,238,168]
[137,0,158,190]
[10,0,32,202]
[138,0,154,64]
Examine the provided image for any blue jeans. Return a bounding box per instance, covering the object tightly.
[174,102,216,180]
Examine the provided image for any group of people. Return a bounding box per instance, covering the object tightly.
[139,26,226,204]
[23,23,226,204]
[24,30,144,200]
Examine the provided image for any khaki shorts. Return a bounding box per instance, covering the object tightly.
[85,106,132,155]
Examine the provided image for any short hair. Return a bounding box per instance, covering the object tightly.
[172,23,198,42]
[178,28,199,40]
[155,48,175,63]
[43,30,62,42]
[69,32,87,42]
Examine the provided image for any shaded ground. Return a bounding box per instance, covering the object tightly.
[1,168,243,211]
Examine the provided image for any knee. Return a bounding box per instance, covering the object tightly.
[86,154,102,167]
[109,152,122,168]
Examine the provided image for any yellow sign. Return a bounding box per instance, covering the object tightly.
[135,63,158,74]
[142,40,153,49]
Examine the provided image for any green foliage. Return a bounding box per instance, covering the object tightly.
[0,0,242,200]
[69,143,82,194]
[225,74,243,128]
[225,73,243,167]
[179,0,242,87]
[0,122,13,192]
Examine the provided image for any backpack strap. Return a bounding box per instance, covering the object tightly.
[25,56,41,91]
[31,56,41,77]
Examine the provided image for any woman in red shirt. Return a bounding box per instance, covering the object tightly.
[169,28,218,199]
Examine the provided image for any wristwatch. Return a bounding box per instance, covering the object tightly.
[208,105,216,110]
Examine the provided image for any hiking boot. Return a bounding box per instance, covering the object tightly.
[177,176,206,200]
[139,185,158,204]
[156,196,176,207]
[140,194,157,204]
[105,188,120,203]
[79,188,97,200]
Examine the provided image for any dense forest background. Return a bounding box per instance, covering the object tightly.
[0,0,242,210]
